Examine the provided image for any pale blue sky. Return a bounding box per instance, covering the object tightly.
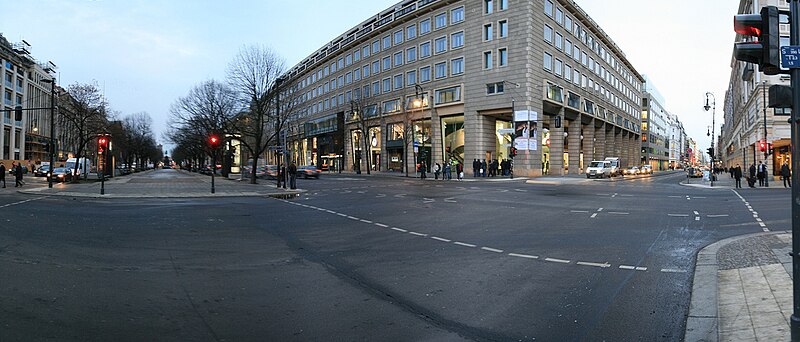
[2,0,737,151]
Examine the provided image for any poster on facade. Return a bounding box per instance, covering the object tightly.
[514,110,539,151]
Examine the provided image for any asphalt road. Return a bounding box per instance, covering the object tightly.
[0,171,782,341]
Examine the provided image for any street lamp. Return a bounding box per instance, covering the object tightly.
[704,92,715,187]
[40,78,56,189]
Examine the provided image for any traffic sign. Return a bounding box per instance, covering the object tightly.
[497,128,515,134]
[781,45,800,68]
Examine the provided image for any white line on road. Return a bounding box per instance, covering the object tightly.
[408,231,427,237]
[443,198,457,203]
[693,211,699,215]
[376,194,386,198]
[545,258,571,264]
[391,227,408,233]
[508,253,539,259]
[693,196,707,199]
[597,208,604,212]
[359,219,373,224]
[430,236,451,242]
[660,268,688,273]
[607,212,629,215]
[374,223,389,228]
[325,210,336,214]
[756,218,763,222]
[513,189,527,192]
[481,247,504,253]
[611,193,618,198]
[394,194,407,198]
[695,217,700,221]
[619,265,647,271]
[347,216,359,220]
[759,222,767,227]
[668,214,689,217]
[454,242,477,248]
[576,261,611,268]
[422,198,435,203]
[668,196,683,198]
[706,214,729,218]
[620,194,634,197]
[570,210,590,213]
[590,213,598,218]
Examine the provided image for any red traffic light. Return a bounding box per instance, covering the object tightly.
[209,135,220,147]
[98,137,108,147]
[759,140,767,152]
[734,14,762,36]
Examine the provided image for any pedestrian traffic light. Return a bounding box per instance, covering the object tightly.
[510,147,517,158]
[209,135,220,148]
[98,135,109,154]
[759,140,767,152]
[733,6,781,75]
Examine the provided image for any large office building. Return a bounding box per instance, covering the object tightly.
[720,0,792,180]
[281,0,644,177]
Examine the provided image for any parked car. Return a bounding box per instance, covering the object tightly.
[641,165,653,174]
[34,165,50,177]
[623,166,640,176]
[298,165,321,179]
[586,160,612,179]
[48,167,73,182]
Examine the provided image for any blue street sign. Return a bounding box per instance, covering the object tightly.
[781,45,800,68]
[413,141,419,147]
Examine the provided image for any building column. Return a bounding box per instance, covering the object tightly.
[567,119,581,174]
[595,124,605,159]
[583,119,595,163]
[605,125,614,158]
[549,115,565,176]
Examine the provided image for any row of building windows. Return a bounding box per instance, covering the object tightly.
[484,0,509,14]
[483,20,509,41]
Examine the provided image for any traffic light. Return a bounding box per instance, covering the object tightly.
[98,135,109,154]
[759,140,767,152]
[733,6,781,75]
[14,106,22,121]
[707,147,715,158]
[209,135,220,148]
[510,147,517,158]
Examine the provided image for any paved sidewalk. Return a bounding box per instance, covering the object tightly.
[682,172,789,190]
[15,169,303,198]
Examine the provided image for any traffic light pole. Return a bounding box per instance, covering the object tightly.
[764,81,770,187]
[790,2,800,341]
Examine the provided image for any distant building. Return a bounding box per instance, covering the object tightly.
[279,0,644,176]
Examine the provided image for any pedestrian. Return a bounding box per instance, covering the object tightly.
[433,162,441,180]
[748,163,757,188]
[14,162,23,187]
[419,161,427,179]
[472,159,479,178]
[456,162,463,181]
[443,162,451,180]
[288,161,297,189]
[481,159,487,177]
[730,167,735,179]
[733,163,743,189]
[757,161,766,186]
[782,160,792,188]
[0,162,5,188]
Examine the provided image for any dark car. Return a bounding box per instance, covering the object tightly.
[298,165,321,179]
[34,165,51,177]
[48,167,73,182]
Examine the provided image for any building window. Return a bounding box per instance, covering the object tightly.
[498,0,507,10]
[555,32,563,50]
[383,56,391,71]
[364,84,370,98]
[420,41,432,58]
[354,50,361,62]
[420,66,431,83]
[394,52,403,66]
[382,78,391,93]
[451,57,464,75]
[556,7,563,25]
[338,58,344,70]
[407,47,417,62]
[486,82,504,94]
[407,70,417,85]
[498,48,507,67]
[372,40,380,54]
[383,35,392,50]
[499,20,508,38]
[394,30,404,45]
[545,0,553,17]
[554,58,563,76]
[564,64,572,81]
[565,39,572,56]
[394,74,404,89]
[435,86,461,104]
[451,6,465,23]
[420,18,431,35]
[544,24,553,44]
[363,45,370,58]
[363,65,370,78]
[407,24,417,40]
[435,13,447,29]
[435,36,447,54]
[484,23,493,41]
[372,60,380,75]
[565,16,573,32]
[543,52,552,71]
[354,68,361,81]
[373,81,380,95]
[451,31,464,49]
[383,100,400,113]
[485,0,493,14]
[345,54,353,66]
[435,62,447,79]
[484,51,493,69]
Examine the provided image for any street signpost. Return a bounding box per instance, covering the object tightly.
[789,2,800,340]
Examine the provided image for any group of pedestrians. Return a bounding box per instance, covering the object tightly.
[426,160,464,181]
[276,161,298,189]
[0,161,25,188]
[471,159,512,178]
[729,160,791,188]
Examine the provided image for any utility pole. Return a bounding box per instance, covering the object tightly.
[763,80,770,186]
[790,1,800,340]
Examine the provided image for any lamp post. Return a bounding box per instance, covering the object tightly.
[41,78,56,189]
[763,81,770,187]
[704,92,716,187]
[413,84,425,178]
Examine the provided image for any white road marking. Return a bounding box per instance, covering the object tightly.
[693,211,699,215]
[443,197,457,203]
[499,189,509,193]
[431,236,451,242]
[571,210,590,213]
[661,268,688,273]
[619,265,647,271]
[693,196,707,199]
[706,214,729,218]
[695,217,700,221]
[611,193,618,198]
[607,212,629,215]
[357,191,366,194]
[336,213,347,217]
[391,227,408,233]
[668,196,683,198]
[394,194,407,198]
[454,242,477,248]
[422,198,435,203]
[359,219,373,224]
[759,222,767,227]
[756,218,763,222]
[620,194,634,197]
[597,208,604,212]
[508,253,539,259]
[577,261,611,268]
[590,213,598,218]
[545,258,571,264]
[481,247,504,253]
[341,190,352,194]
[374,223,389,228]
[513,189,527,192]
[668,214,689,217]
[376,194,386,198]
[408,231,427,236]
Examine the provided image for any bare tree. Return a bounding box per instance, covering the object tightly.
[60,82,109,181]
[226,45,293,184]
[119,112,157,170]
[168,80,238,171]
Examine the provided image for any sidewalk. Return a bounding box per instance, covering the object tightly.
[15,169,303,199]
[682,172,789,190]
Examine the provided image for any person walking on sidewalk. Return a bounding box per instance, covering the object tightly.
[757,161,766,187]
[288,161,297,190]
[481,159,487,177]
[456,162,463,181]
[0,162,5,188]
[419,161,427,180]
[782,160,792,188]
[443,162,451,180]
[433,162,441,180]
[734,163,743,189]
[748,163,757,188]
[14,162,23,187]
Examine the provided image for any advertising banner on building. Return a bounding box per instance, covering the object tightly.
[514,110,538,151]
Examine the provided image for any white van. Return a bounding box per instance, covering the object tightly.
[604,157,621,177]
[65,158,91,177]
[586,160,612,178]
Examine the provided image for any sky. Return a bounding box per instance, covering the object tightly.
[2,0,739,152]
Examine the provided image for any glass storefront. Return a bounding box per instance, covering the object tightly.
[542,128,551,175]
[495,119,512,161]
[441,115,465,165]
[413,120,432,170]
[369,126,381,171]
[387,122,404,172]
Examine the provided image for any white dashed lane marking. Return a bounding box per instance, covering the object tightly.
[733,189,769,232]
[276,199,679,274]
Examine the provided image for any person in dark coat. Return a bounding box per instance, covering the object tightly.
[288,161,297,189]
[419,161,427,179]
[481,159,487,177]
[748,164,757,188]
[782,161,792,188]
[733,163,743,189]
[14,162,23,187]
[472,159,479,178]
[757,161,766,186]
[0,162,5,188]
